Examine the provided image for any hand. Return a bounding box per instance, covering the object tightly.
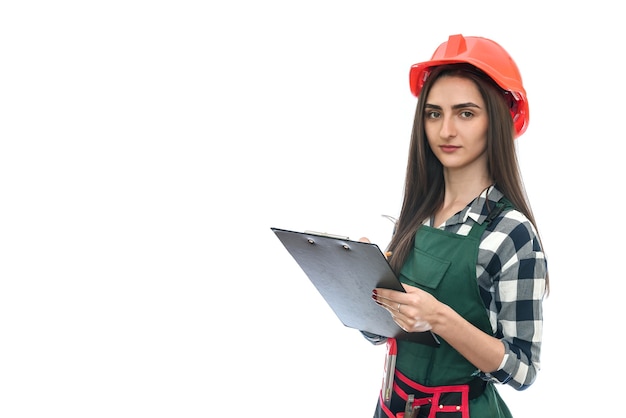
[372,284,438,333]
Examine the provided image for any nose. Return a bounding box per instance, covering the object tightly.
[439,115,457,138]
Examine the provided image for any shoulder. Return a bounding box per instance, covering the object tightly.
[480,218,546,300]
[478,187,540,246]
[478,207,547,294]
[483,207,543,257]
[492,207,539,240]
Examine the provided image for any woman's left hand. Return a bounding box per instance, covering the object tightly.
[372,284,439,333]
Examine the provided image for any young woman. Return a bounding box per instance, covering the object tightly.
[367,34,548,417]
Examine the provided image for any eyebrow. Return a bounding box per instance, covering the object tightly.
[424,102,482,110]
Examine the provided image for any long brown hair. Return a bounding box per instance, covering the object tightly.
[387,63,549,292]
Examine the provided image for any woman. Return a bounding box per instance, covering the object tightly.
[368,34,548,417]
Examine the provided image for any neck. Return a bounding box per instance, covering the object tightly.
[445,177,492,203]
[442,167,493,209]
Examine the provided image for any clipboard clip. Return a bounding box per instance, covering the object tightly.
[304,230,349,240]
[304,231,351,250]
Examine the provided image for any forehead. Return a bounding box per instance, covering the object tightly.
[425,75,483,106]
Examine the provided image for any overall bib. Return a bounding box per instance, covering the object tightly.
[374,200,513,418]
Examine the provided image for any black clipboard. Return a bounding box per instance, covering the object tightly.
[271,227,440,347]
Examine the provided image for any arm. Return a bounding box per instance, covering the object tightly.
[372,211,547,389]
[477,212,547,389]
[373,285,506,374]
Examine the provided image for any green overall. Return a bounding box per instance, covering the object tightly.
[391,199,513,417]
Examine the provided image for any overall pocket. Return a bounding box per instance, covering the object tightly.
[398,248,451,292]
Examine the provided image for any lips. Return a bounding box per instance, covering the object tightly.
[440,145,460,153]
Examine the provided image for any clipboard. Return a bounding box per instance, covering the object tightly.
[271,227,440,347]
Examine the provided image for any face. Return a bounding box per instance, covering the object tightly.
[424,75,489,174]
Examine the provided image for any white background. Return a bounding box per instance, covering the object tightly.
[1,1,622,417]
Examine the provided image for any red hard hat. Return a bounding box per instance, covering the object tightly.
[409,34,529,137]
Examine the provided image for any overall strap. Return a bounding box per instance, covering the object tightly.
[468,198,512,239]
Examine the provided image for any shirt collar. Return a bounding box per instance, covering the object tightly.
[450,185,504,226]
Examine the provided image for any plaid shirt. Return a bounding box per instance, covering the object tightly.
[423,185,547,390]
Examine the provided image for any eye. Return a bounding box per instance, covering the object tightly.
[459,110,474,119]
[425,110,440,119]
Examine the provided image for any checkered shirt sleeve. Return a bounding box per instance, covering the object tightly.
[446,187,547,390]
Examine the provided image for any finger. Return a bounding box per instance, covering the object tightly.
[384,300,406,316]
[372,295,401,314]
[373,288,404,302]
[372,293,400,314]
